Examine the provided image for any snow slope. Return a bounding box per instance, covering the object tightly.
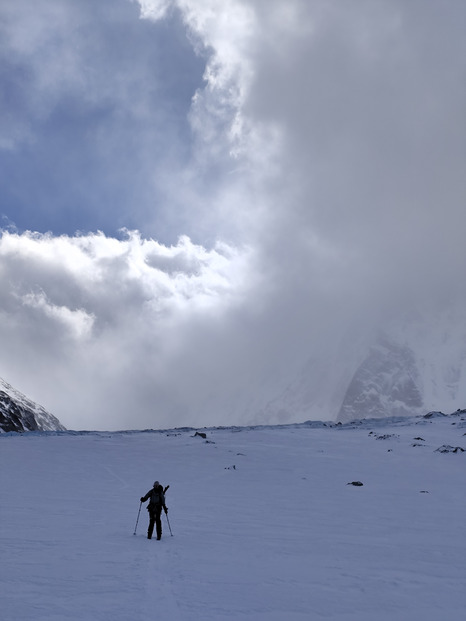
[1,414,465,620]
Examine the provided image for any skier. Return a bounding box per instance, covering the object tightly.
[140,481,168,540]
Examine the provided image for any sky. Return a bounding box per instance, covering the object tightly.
[0,0,465,430]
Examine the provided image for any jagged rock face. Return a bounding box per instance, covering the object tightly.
[335,310,466,423]
[0,378,65,433]
[337,339,424,423]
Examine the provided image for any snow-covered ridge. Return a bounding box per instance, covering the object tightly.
[0,377,66,433]
[1,408,464,438]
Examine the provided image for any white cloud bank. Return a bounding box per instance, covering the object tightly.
[0,0,465,429]
[0,230,258,429]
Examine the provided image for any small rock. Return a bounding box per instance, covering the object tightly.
[435,445,465,454]
[424,411,446,419]
[369,432,398,440]
[193,431,207,439]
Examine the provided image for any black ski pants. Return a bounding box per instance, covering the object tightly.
[148,506,162,540]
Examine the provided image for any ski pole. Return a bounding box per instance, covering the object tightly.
[165,510,173,536]
[133,501,142,535]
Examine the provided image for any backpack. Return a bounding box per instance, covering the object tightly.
[148,486,164,510]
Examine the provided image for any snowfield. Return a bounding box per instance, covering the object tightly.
[1,414,465,620]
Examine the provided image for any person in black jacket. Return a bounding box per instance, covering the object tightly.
[140,481,168,540]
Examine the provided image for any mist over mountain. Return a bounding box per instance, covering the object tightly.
[0,378,65,433]
[337,338,423,422]
[258,308,466,425]
[337,310,466,422]
[2,304,465,432]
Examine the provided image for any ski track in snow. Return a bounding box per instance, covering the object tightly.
[1,415,465,620]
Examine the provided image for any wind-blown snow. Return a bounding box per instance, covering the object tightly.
[1,414,465,620]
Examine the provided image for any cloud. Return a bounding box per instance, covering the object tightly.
[0,0,465,429]
[242,0,466,308]
[0,230,258,428]
[20,291,95,339]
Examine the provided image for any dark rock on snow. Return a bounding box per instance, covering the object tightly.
[435,445,464,454]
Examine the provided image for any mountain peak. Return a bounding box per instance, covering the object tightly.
[0,378,66,433]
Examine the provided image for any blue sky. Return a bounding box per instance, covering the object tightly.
[0,0,465,430]
[0,0,205,240]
